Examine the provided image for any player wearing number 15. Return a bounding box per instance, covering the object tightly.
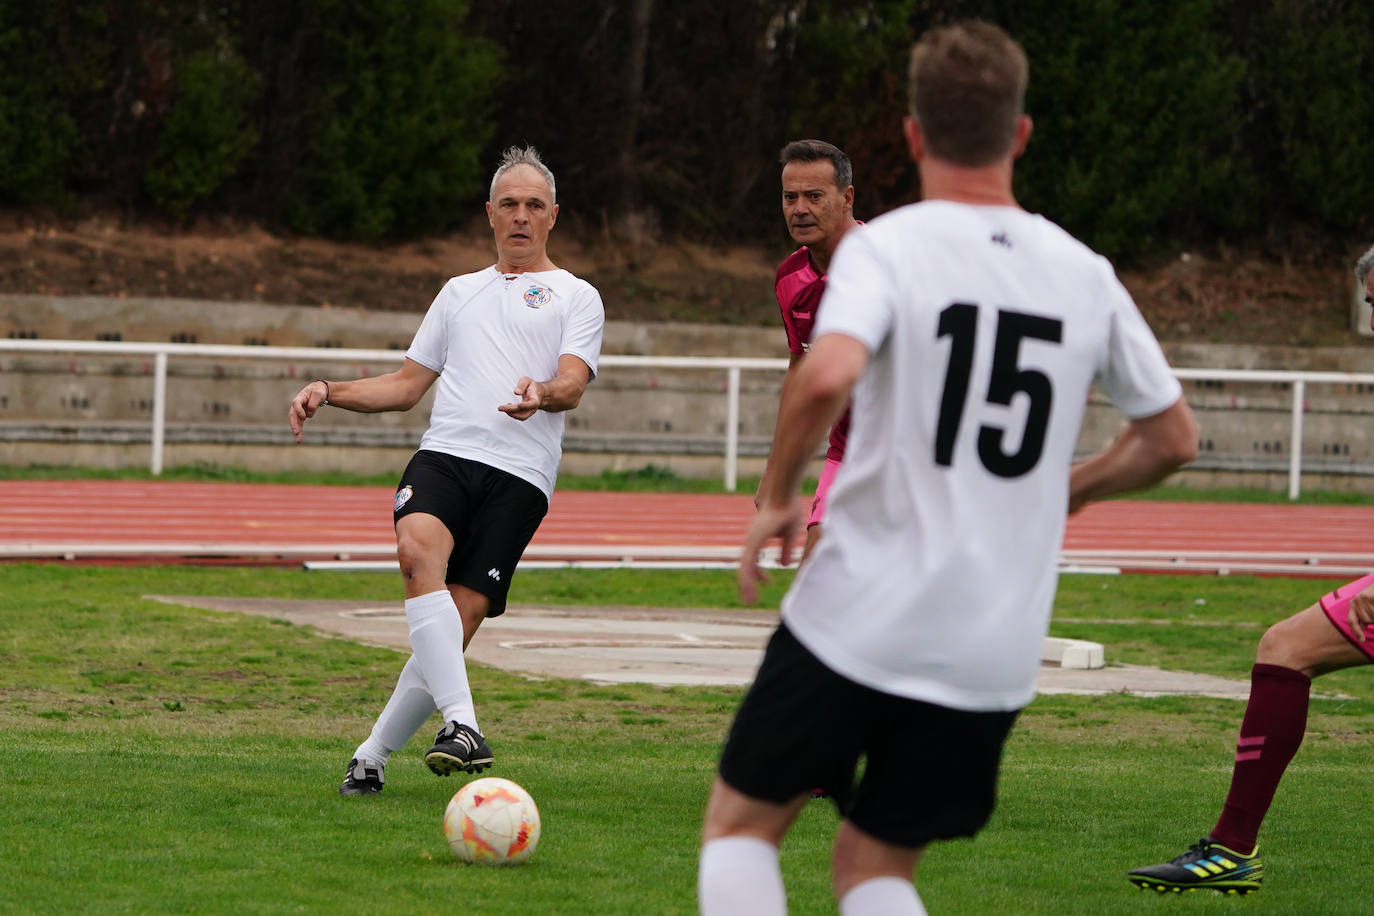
[700,20,1198,916]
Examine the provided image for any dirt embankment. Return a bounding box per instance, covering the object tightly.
[0,212,1365,347]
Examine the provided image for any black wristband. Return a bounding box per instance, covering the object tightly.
[317,380,330,406]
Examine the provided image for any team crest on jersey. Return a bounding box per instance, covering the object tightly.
[523,285,552,308]
[394,485,413,512]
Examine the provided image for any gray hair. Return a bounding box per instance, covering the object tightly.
[1356,243,1374,285]
[489,146,556,204]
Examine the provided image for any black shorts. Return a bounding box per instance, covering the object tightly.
[718,622,1019,848]
[392,450,548,617]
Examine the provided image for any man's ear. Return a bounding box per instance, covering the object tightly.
[903,116,925,162]
[1012,114,1033,160]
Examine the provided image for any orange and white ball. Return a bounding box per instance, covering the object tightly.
[443,777,541,865]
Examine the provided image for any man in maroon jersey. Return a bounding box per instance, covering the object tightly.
[757,139,861,561]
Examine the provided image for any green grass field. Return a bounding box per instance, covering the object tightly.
[2,564,1372,915]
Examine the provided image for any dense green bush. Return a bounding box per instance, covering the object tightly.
[0,0,1370,256]
[0,2,90,206]
[280,0,503,239]
[1245,0,1374,231]
[1007,0,1254,259]
[144,50,261,213]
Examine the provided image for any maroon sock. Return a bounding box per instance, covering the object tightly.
[1210,663,1311,854]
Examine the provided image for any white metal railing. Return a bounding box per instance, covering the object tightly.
[4,339,1374,498]
[1168,367,1374,499]
[0,339,787,490]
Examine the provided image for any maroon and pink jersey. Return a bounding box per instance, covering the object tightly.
[775,246,850,462]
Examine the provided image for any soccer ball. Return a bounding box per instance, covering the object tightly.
[443,776,541,865]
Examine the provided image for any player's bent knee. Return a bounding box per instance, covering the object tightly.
[395,536,446,585]
[831,820,922,898]
[1255,619,1295,665]
[1255,603,1339,673]
[702,778,801,846]
[394,539,430,573]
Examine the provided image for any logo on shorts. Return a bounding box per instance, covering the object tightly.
[487,568,501,581]
[523,285,552,308]
[394,485,413,512]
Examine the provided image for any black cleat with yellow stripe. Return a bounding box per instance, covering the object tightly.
[1128,837,1262,895]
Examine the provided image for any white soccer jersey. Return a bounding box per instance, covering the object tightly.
[406,266,605,499]
[783,200,1182,712]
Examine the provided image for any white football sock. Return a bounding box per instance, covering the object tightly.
[839,877,925,916]
[698,836,786,916]
[353,655,435,763]
[404,590,478,731]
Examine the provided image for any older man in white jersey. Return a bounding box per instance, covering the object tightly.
[288,146,605,796]
[698,21,1197,916]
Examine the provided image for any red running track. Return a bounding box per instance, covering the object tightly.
[1,479,1372,576]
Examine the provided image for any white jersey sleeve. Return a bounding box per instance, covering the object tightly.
[405,280,459,373]
[1094,265,1182,419]
[560,284,605,380]
[813,226,893,354]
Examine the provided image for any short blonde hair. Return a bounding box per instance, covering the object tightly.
[908,21,1028,167]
